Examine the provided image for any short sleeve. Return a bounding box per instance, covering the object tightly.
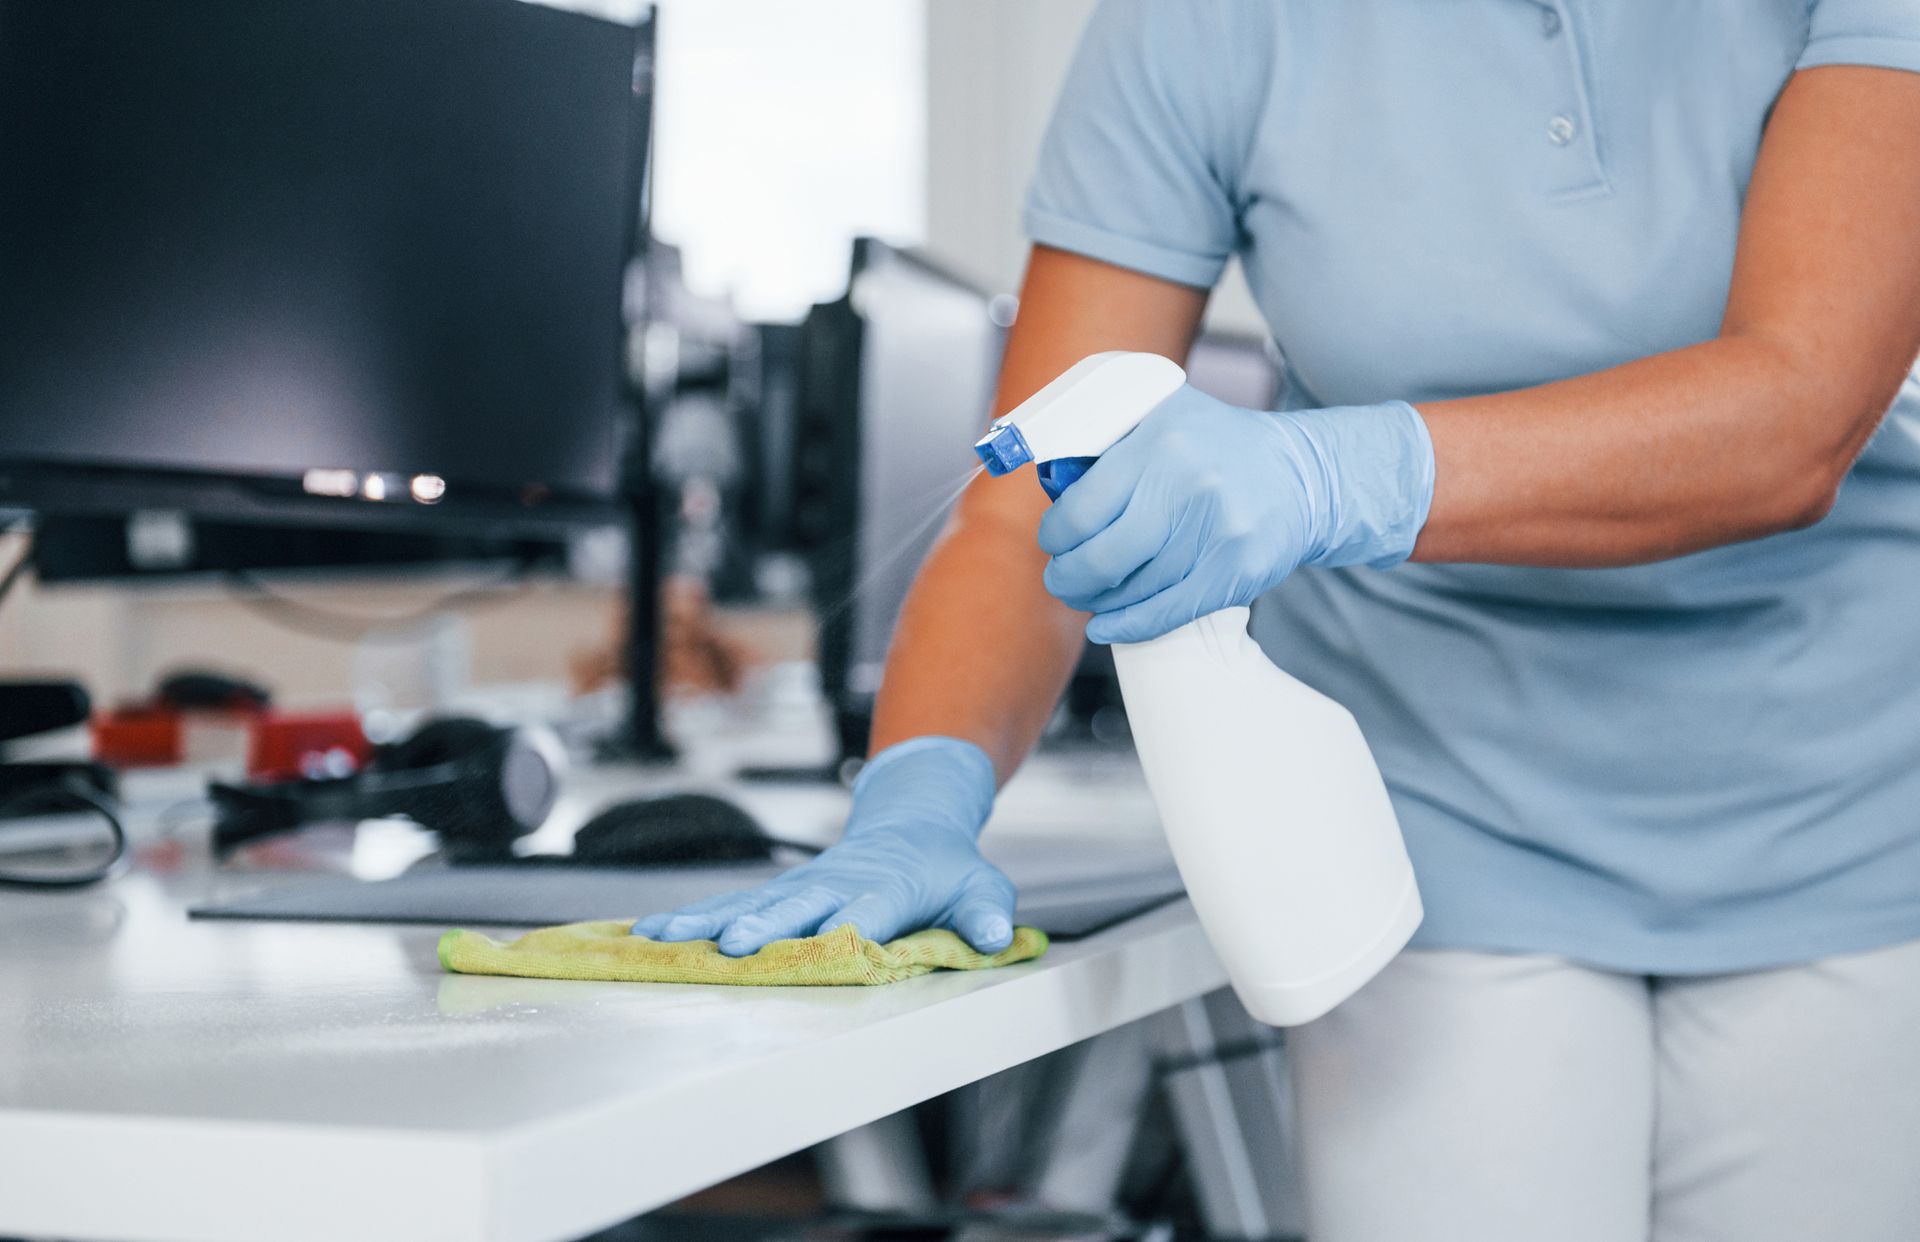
[1023,0,1274,290]
[1798,0,1920,74]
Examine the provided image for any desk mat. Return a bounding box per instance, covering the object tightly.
[190,835,1187,941]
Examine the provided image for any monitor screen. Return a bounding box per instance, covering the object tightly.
[0,0,646,523]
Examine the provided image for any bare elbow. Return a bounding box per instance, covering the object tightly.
[1779,474,1842,531]
[1764,447,1852,533]
[1719,326,1904,536]
[1755,367,1887,535]
[1774,386,1897,531]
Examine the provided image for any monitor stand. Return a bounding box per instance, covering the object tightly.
[595,378,676,765]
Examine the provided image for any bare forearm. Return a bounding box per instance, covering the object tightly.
[1414,334,1882,566]
[868,246,1207,781]
[867,490,1085,780]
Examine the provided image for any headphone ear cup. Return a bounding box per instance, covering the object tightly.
[372,717,502,774]
[363,719,563,850]
[494,727,563,835]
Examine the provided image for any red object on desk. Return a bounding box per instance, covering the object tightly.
[246,712,372,781]
[90,707,185,767]
[92,705,370,779]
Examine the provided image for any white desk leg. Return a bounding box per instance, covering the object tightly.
[1027,1022,1156,1212]
[815,1110,939,1214]
[1152,989,1306,1241]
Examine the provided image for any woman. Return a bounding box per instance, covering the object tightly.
[639,2,1920,1236]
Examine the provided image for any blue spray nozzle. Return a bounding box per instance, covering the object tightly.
[973,423,1034,476]
[974,423,1096,500]
[1036,456,1098,501]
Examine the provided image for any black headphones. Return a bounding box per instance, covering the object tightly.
[209,717,563,859]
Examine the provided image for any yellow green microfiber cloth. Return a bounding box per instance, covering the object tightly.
[437,919,1048,986]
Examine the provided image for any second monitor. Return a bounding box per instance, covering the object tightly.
[791,239,1283,767]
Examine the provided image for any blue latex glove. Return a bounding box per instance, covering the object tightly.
[1038,385,1435,645]
[629,736,1014,957]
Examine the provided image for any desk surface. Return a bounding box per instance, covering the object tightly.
[0,734,1222,1242]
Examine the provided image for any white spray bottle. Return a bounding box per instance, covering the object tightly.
[975,352,1421,1026]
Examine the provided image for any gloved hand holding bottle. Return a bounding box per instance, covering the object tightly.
[631,736,1015,956]
[1037,385,1436,644]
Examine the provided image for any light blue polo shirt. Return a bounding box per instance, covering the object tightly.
[1026,0,1920,974]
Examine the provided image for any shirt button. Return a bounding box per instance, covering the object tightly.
[1541,8,1563,37]
[1547,114,1577,145]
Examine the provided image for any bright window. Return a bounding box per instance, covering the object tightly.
[551,0,928,322]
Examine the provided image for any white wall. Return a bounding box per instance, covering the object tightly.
[922,0,1266,335]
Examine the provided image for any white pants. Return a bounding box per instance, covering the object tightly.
[1286,937,1920,1242]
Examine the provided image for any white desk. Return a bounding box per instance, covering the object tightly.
[0,745,1225,1242]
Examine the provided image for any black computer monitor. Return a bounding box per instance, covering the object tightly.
[28,513,565,586]
[736,322,806,559]
[0,0,651,535]
[794,240,1007,764]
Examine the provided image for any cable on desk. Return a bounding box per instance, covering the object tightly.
[221,567,529,644]
[0,527,35,613]
[0,774,129,889]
